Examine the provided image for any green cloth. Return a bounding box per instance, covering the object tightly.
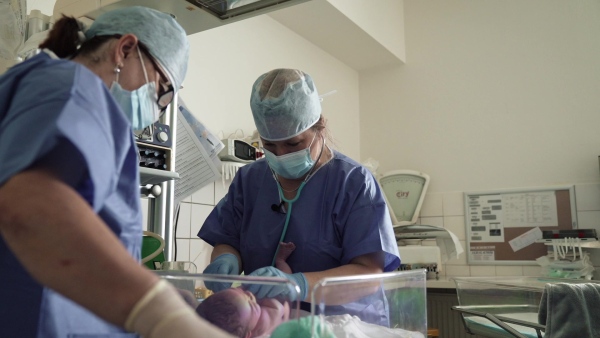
[271,316,335,338]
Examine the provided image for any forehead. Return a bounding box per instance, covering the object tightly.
[221,288,245,299]
[262,129,315,144]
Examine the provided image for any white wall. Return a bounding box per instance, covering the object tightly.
[361,0,600,193]
[360,0,600,279]
[180,15,361,159]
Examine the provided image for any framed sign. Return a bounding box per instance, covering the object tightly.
[464,186,577,265]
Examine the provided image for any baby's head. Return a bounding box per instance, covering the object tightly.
[196,288,290,337]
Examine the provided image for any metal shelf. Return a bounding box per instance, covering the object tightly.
[139,167,179,185]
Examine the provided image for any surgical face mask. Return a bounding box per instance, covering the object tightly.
[110,46,160,130]
[263,134,317,179]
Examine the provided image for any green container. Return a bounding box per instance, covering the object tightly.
[141,235,165,270]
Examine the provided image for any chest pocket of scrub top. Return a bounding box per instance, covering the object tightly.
[240,196,344,272]
[283,214,344,272]
[241,221,285,272]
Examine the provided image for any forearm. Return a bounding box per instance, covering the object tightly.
[302,252,385,304]
[0,169,158,327]
[211,243,242,273]
[304,263,382,286]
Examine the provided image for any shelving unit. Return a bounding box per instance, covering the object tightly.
[534,238,600,249]
[141,95,180,261]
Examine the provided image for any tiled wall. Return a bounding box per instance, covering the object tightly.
[143,182,600,279]
[171,180,230,273]
[141,179,228,273]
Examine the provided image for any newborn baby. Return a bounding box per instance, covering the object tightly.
[196,287,290,338]
[195,242,297,337]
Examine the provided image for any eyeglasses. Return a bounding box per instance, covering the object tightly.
[151,61,174,113]
[157,82,174,113]
[139,44,174,112]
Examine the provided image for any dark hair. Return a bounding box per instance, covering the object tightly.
[196,293,250,337]
[39,15,115,59]
[311,115,335,149]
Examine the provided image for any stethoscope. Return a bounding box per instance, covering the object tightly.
[269,135,326,267]
[270,181,307,266]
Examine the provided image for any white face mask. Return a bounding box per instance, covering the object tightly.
[110,45,159,130]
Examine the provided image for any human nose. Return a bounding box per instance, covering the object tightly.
[272,148,285,156]
[266,145,286,157]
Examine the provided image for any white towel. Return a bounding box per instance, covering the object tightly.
[538,282,600,338]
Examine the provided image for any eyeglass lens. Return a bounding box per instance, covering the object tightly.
[157,87,174,111]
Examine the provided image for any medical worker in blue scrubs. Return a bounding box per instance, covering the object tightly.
[0,6,231,338]
[199,69,400,326]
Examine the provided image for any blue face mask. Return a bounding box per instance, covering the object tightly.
[110,46,160,130]
[263,134,317,179]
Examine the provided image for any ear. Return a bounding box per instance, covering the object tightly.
[113,34,139,65]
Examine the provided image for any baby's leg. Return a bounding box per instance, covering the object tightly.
[276,242,296,273]
[277,242,296,260]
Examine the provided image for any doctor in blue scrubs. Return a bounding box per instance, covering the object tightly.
[199,69,400,326]
[0,6,231,338]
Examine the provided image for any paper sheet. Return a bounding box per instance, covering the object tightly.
[174,104,223,207]
[503,192,558,227]
[436,229,464,263]
[178,99,223,166]
[508,227,543,252]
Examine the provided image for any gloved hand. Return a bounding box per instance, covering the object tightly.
[202,253,239,292]
[125,280,234,338]
[243,266,307,302]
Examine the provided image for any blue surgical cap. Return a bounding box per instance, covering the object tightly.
[85,6,189,92]
[250,69,321,141]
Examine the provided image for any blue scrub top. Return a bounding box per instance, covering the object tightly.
[199,151,401,325]
[0,52,141,337]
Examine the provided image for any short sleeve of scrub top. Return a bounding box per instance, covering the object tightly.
[0,53,127,208]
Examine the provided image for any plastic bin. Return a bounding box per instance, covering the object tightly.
[156,269,427,337]
[309,270,428,337]
[157,271,302,337]
[452,276,600,338]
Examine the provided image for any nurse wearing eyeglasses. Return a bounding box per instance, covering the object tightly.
[0,6,231,338]
[198,68,400,326]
